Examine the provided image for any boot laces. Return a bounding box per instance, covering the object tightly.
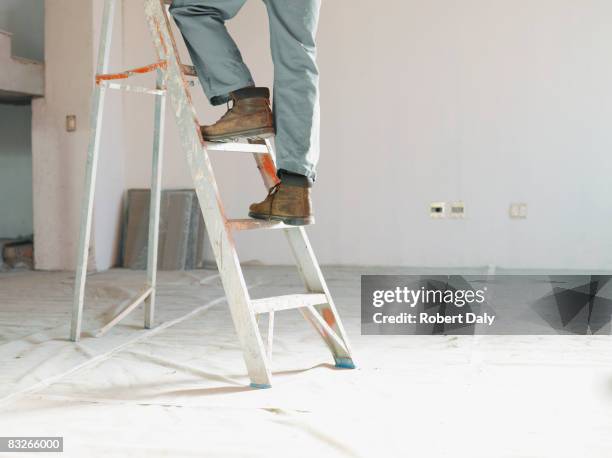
[264,182,281,219]
[268,182,281,196]
[218,99,235,121]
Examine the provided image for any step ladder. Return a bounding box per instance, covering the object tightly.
[71,0,355,388]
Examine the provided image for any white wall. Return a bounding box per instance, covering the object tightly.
[32,0,93,270]
[118,0,612,269]
[32,0,124,271]
[34,0,612,270]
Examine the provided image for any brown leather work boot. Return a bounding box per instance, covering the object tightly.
[201,87,275,142]
[248,182,314,226]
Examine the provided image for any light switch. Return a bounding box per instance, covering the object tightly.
[509,203,527,219]
[449,201,465,219]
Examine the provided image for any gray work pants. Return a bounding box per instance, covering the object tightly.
[170,0,321,179]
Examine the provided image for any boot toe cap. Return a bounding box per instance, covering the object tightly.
[200,125,213,137]
[249,202,263,213]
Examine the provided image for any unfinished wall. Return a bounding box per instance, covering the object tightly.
[28,0,608,270]
[0,0,43,240]
[32,0,93,270]
[0,104,33,238]
[116,0,612,270]
[32,0,124,271]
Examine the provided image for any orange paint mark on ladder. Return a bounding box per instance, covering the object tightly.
[95,61,167,84]
[322,308,336,327]
[260,154,280,186]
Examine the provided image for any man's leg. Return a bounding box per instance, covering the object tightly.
[169,0,252,105]
[248,0,321,226]
[170,0,275,141]
[263,0,321,181]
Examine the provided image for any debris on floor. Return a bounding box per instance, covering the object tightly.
[0,235,33,271]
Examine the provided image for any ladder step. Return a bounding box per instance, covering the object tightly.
[100,81,165,96]
[227,218,289,231]
[205,142,269,154]
[251,293,328,314]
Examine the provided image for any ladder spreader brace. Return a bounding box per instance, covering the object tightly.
[71,0,355,388]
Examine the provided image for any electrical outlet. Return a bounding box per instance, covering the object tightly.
[509,203,527,219]
[449,201,465,219]
[66,115,77,132]
[430,202,445,219]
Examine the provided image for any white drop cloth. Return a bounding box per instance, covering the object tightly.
[0,267,611,457]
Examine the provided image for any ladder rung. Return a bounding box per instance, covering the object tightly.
[251,293,328,314]
[95,287,154,337]
[227,219,289,231]
[101,81,165,96]
[205,142,269,154]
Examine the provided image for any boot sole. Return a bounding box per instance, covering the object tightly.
[248,212,315,226]
[204,127,275,143]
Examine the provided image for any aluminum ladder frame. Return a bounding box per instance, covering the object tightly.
[72,0,355,388]
[71,0,167,342]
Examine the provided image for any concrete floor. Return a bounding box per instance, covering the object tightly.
[0,266,611,457]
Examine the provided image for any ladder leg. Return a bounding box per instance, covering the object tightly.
[70,0,117,342]
[267,311,275,364]
[219,248,273,388]
[144,70,167,329]
[285,227,356,368]
[145,0,272,387]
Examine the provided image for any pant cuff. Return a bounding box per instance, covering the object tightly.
[276,161,317,181]
[208,81,255,106]
[278,169,313,187]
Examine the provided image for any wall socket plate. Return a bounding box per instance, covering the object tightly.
[430,202,445,218]
[509,203,528,219]
[66,115,77,132]
[449,201,465,218]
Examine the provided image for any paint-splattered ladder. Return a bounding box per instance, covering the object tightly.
[71,0,355,388]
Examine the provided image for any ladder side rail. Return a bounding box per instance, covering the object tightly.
[250,139,280,189]
[71,0,118,342]
[302,305,349,355]
[266,312,274,364]
[285,227,355,367]
[144,0,272,387]
[145,69,167,328]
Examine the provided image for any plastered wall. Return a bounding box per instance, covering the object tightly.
[120,0,612,269]
[33,0,612,270]
[32,0,123,270]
